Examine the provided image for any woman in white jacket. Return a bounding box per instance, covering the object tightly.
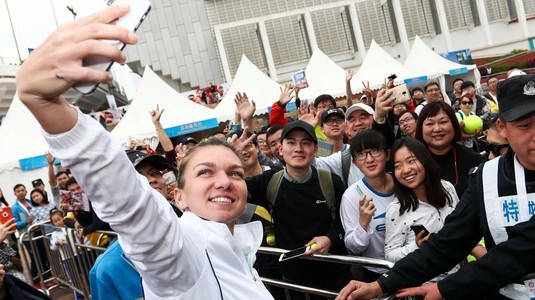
[384,137,459,264]
[16,5,273,299]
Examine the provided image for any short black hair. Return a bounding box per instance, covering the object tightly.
[13,184,25,192]
[350,129,388,158]
[460,81,475,90]
[313,94,336,109]
[452,78,464,86]
[65,177,78,190]
[410,87,423,96]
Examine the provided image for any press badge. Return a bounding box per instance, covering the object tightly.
[523,273,535,299]
[498,194,535,227]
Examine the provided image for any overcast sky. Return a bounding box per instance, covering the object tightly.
[0,0,82,64]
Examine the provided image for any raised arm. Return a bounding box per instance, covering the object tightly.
[345,70,353,108]
[150,105,174,152]
[234,92,256,134]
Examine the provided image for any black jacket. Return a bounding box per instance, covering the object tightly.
[377,149,535,299]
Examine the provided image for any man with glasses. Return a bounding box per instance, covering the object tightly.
[320,108,348,154]
[484,76,499,104]
[415,81,450,115]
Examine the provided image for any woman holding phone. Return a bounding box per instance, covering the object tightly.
[384,137,459,264]
[340,129,395,282]
[16,5,273,299]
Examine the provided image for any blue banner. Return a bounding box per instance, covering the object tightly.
[164,118,219,138]
[404,76,428,86]
[267,101,297,114]
[19,155,61,171]
[19,155,47,171]
[449,67,468,76]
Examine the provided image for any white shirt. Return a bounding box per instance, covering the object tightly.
[315,150,364,186]
[384,180,459,263]
[340,178,395,273]
[44,111,273,299]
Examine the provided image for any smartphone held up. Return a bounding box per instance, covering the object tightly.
[73,0,151,94]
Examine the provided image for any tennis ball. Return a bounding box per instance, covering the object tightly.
[310,242,318,250]
[463,115,483,134]
[266,233,275,246]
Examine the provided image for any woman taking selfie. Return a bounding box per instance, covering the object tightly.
[16,5,273,299]
[384,137,459,264]
[415,101,484,197]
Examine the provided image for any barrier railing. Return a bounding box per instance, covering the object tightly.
[21,224,412,300]
[257,247,408,300]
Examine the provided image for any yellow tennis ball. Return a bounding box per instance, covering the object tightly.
[266,233,275,246]
[463,115,483,134]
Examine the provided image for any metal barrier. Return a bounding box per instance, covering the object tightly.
[21,224,412,300]
[257,247,410,300]
[19,222,111,299]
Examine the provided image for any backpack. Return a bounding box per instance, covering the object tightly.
[266,168,336,221]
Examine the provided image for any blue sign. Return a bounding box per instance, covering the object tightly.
[440,49,473,65]
[164,118,219,138]
[267,101,298,114]
[449,67,468,76]
[404,76,428,86]
[19,155,60,171]
[19,155,47,171]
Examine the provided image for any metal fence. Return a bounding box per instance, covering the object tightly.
[20,223,412,300]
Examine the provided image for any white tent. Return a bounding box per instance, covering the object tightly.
[404,36,481,90]
[300,47,348,101]
[214,55,282,122]
[352,40,430,92]
[111,67,219,145]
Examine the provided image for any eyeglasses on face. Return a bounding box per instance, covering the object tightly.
[324,118,345,126]
[399,117,415,125]
[461,101,473,105]
[354,148,384,160]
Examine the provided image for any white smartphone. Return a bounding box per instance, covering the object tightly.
[73,0,151,94]
[278,243,317,262]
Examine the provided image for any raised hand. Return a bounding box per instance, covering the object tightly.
[0,219,16,242]
[234,92,256,120]
[358,195,376,231]
[227,127,257,151]
[149,104,164,124]
[279,84,295,106]
[373,89,394,123]
[346,69,353,82]
[297,101,320,127]
[46,152,56,165]
[361,81,374,105]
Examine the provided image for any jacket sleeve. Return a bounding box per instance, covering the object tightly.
[378,171,483,293]
[269,101,288,126]
[340,185,371,254]
[384,204,418,263]
[438,215,535,299]
[43,110,203,297]
[11,204,27,229]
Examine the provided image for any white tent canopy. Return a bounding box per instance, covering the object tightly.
[214,55,282,122]
[111,67,218,145]
[405,36,481,89]
[352,40,430,92]
[0,93,49,165]
[300,47,348,101]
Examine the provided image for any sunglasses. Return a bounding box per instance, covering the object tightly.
[461,101,473,105]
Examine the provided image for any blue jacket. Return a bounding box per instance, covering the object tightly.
[89,241,143,300]
[11,200,33,230]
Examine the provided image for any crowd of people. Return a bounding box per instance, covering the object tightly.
[0,4,533,300]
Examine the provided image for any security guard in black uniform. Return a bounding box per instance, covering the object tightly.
[336,74,535,300]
